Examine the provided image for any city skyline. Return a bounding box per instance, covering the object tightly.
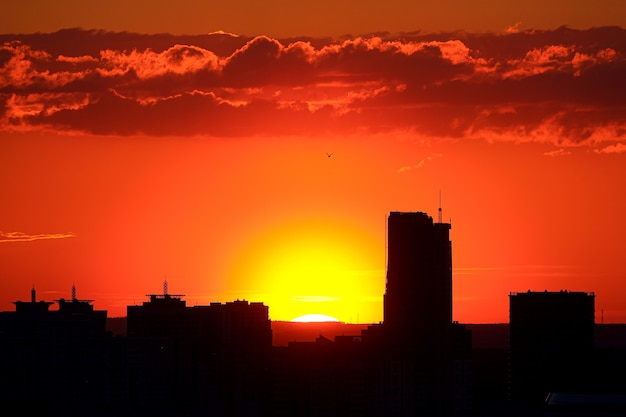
[1,2,625,323]
[2,207,624,416]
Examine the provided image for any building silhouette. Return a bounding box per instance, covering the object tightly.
[0,285,110,415]
[270,335,369,417]
[509,290,596,407]
[123,284,272,415]
[384,211,452,332]
[369,211,471,416]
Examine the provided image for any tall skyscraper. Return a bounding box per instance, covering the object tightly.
[384,211,452,333]
[374,211,470,416]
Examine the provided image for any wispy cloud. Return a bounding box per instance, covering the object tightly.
[0,231,76,243]
[543,148,571,157]
[454,264,579,280]
[397,153,442,173]
[1,27,624,146]
[290,295,338,303]
[594,143,626,154]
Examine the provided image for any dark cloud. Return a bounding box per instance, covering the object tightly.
[0,28,251,57]
[1,27,624,145]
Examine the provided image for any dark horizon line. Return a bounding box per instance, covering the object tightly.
[104,317,626,325]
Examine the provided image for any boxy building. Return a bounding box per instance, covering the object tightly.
[509,290,595,406]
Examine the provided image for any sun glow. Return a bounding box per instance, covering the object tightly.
[292,313,340,323]
[228,217,384,323]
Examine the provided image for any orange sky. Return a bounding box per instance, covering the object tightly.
[1,2,625,323]
[2,1,626,37]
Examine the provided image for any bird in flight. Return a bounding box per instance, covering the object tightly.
[326,152,333,158]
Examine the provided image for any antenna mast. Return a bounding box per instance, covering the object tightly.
[438,190,443,224]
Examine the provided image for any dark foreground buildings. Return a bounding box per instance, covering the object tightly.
[2,210,625,416]
[0,284,273,417]
[508,290,626,416]
[0,286,109,415]
[509,290,596,406]
[123,290,272,415]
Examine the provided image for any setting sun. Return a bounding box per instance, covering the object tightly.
[291,313,340,323]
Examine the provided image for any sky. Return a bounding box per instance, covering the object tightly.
[1,1,625,323]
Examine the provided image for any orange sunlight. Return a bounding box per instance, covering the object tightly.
[228,217,384,324]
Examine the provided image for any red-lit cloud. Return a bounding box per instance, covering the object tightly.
[1,27,624,147]
[594,143,626,154]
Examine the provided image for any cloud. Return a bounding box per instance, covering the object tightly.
[594,143,626,154]
[543,148,571,157]
[397,153,443,173]
[96,44,220,80]
[0,27,624,146]
[505,22,523,34]
[0,231,77,243]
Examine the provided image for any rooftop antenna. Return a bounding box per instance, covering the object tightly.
[163,279,168,296]
[438,189,443,224]
[71,283,77,301]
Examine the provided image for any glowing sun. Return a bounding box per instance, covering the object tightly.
[292,313,340,323]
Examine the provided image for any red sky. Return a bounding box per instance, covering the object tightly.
[1,1,625,323]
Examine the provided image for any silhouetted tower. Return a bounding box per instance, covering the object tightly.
[376,211,470,417]
[383,211,452,333]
